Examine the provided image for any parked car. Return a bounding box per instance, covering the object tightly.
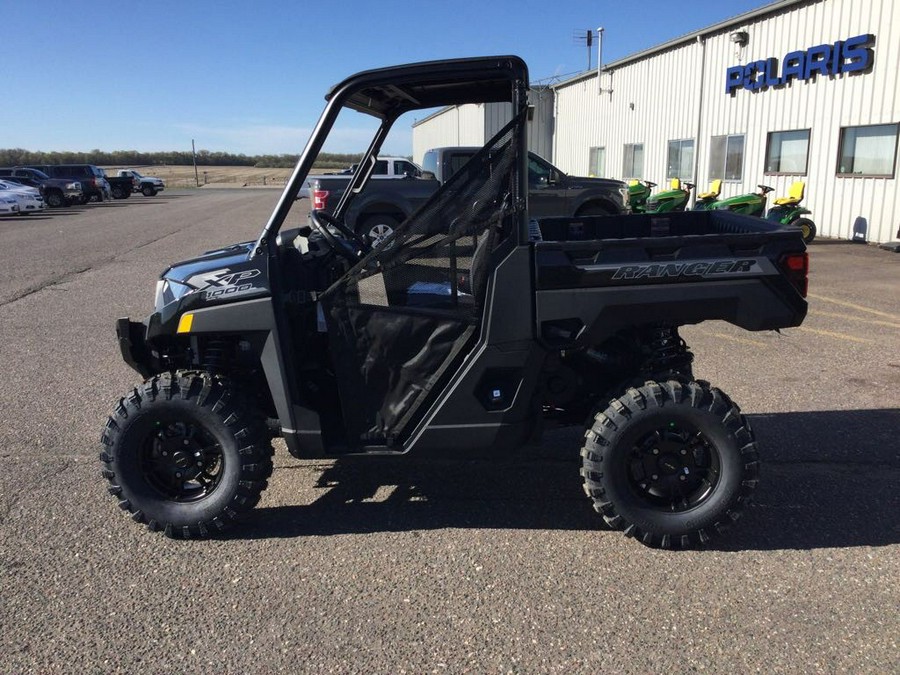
[0,179,46,214]
[116,169,165,196]
[0,167,83,207]
[0,195,20,216]
[101,172,134,200]
[22,164,111,202]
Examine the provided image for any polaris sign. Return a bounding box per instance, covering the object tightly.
[725,34,875,94]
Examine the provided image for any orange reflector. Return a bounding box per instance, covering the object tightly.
[176,313,194,333]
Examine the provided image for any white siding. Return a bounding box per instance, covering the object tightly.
[484,89,556,160]
[553,42,703,181]
[413,88,555,163]
[412,105,485,165]
[553,0,900,243]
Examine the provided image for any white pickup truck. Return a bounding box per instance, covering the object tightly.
[117,169,166,196]
[335,156,422,178]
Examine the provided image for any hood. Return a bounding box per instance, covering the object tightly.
[567,176,627,190]
[154,240,269,313]
[162,241,255,287]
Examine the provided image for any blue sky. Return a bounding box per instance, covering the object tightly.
[2,0,766,155]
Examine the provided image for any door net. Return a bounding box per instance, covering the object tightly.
[320,116,522,445]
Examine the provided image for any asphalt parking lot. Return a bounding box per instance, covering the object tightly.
[0,190,897,673]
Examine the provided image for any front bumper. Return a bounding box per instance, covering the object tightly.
[116,318,154,378]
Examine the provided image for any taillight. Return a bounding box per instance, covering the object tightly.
[780,251,809,297]
[313,189,329,210]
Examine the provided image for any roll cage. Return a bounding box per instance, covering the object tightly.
[253,56,531,258]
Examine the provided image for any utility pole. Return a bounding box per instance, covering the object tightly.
[191,139,199,187]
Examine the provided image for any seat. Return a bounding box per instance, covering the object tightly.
[670,178,681,190]
[698,179,722,200]
[774,181,805,206]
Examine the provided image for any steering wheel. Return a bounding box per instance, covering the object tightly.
[309,210,371,262]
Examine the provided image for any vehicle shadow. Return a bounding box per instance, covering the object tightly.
[236,408,899,551]
[1,214,54,221]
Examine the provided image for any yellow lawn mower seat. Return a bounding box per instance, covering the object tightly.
[774,181,805,206]
[698,179,722,200]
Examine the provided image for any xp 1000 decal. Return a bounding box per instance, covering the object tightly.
[186,268,263,300]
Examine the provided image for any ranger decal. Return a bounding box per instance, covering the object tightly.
[609,259,759,280]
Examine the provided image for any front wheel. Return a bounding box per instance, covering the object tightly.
[100,371,274,538]
[581,380,758,548]
[141,185,158,196]
[575,203,614,217]
[45,191,65,208]
[359,214,399,247]
[794,217,816,244]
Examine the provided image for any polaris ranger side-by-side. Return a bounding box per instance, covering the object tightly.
[102,57,808,547]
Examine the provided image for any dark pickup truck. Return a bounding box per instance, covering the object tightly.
[0,167,84,207]
[103,173,134,200]
[104,55,807,549]
[23,164,111,202]
[308,146,629,243]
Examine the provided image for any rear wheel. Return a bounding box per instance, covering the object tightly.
[794,217,816,244]
[111,185,128,199]
[100,371,274,538]
[581,380,758,548]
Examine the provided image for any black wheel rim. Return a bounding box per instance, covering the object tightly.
[139,418,224,502]
[627,421,721,512]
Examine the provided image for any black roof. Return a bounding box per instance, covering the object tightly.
[325,55,529,118]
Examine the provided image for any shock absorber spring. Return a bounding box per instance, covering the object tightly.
[202,339,231,373]
[644,325,693,378]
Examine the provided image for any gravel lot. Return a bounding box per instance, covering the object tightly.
[0,190,897,673]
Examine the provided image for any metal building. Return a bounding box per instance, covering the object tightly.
[411,0,898,243]
[412,87,555,165]
[551,0,898,243]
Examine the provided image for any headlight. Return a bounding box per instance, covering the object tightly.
[154,279,194,311]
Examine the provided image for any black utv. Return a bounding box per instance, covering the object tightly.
[102,56,808,547]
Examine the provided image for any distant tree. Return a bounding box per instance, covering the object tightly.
[0,148,364,169]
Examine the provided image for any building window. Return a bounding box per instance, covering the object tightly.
[589,146,606,177]
[837,124,899,177]
[766,130,810,174]
[666,139,694,180]
[623,143,644,179]
[709,134,744,181]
